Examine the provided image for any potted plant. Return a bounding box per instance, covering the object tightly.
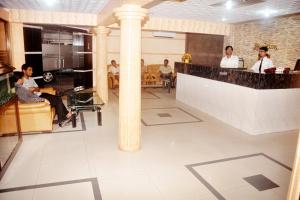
[182,53,192,64]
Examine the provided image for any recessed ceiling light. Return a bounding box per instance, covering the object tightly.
[225,0,233,9]
[44,0,57,7]
[257,8,278,18]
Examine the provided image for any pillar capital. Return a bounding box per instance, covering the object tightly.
[114,4,147,21]
[94,26,110,35]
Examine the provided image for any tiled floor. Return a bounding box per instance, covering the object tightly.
[0,88,298,200]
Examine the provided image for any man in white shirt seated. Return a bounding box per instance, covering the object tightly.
[159,59,174,87]
[251,46,274,73]
[220,46,239,68]
[160,59,172,78]
[108,60,120,78]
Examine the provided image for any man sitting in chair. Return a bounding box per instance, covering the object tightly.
[108,60,120,89]
[108,60,120,80]
[159,59,173,86]
[16,64,72,127]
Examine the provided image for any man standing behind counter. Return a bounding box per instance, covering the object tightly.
[220,46,239,68]
[251,46,274,73]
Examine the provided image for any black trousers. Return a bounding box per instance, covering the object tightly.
[40,93,69,123]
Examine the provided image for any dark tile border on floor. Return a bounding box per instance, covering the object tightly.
[113,90,160,99]
[0,177,102,200]
[141,107,202,126]
[185,153,292,200]
[22,112,86,136]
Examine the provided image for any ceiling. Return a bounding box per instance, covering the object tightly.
[0,0,299,23]
[149,0,300,23]
[0,0,110,13]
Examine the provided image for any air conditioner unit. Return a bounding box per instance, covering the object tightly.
[152,31,176,38]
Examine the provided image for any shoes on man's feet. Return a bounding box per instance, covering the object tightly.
[59,117,72,127]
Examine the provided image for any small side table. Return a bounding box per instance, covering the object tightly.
[67,89,104,128]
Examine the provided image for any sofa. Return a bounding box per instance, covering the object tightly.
[0,87,56,134]
[108,73,119,89]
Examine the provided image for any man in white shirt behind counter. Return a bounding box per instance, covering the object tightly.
[251,46,274,73]
[220,46,239,68]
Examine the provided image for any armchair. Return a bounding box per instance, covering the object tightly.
[108,73,119,89]
[145,64,161,85]
[1,87,56,133]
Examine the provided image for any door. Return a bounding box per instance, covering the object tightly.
[42,26,74,91]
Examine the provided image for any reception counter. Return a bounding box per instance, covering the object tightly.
[175,62,300,135]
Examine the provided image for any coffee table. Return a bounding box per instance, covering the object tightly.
[67,89,104,128]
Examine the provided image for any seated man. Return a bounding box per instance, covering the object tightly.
[108,60,120,89]
[17,64,72,127]
[159,59,173,86]
[108,60,120,80]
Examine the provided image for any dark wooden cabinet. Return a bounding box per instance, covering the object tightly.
[23,26,44,87]
[186,33,224,67]
[23,27,42,52]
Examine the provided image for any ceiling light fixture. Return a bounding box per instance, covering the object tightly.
[225,0,233,9]
[44,0,57,7]
[222,17,227,21]
[258,8,278,18]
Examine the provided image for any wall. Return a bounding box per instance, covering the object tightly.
[109,16,231,36]
[9,9,97,26]
[107,29,186,68]
[224,14,300,69]
[186,33,224,67]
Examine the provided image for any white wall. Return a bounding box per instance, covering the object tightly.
[107,29,186,68]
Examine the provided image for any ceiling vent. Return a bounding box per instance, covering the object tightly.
[152,31,176,38]
[210,0,266,8]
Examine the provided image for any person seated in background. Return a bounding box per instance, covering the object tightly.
[220,46,239,68]
[141,59,147,76]
[141,59,152,84]
[108,60,120,89]
[251,46,274,73]
[160,59,172,79]
[159,59,174,86]
[16,64,72,127]
[108,60,120,80]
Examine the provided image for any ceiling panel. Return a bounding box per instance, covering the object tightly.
[149,0,300,23]
[0,0,110,13]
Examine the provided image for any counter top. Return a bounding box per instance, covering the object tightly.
[175,62,300,89]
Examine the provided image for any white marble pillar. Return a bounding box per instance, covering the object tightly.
[94,26,110,103]
[114,4,147,151]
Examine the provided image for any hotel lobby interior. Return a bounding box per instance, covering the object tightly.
[0,0,300,199]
